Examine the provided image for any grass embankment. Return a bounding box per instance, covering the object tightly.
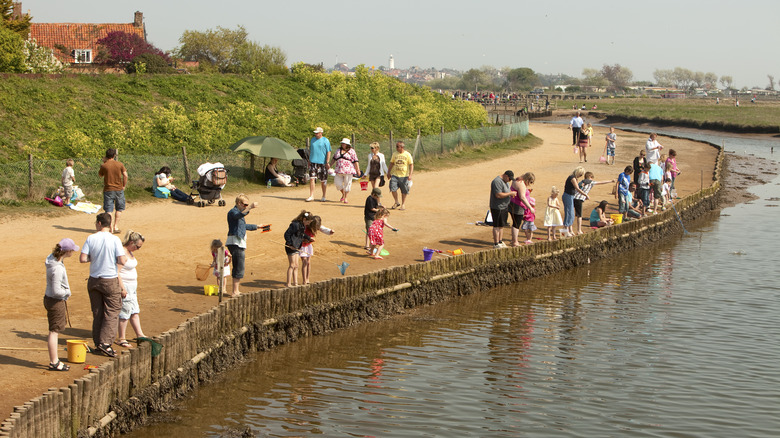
[592,98,780,133]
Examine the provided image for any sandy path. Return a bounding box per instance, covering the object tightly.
[0,124,717,418]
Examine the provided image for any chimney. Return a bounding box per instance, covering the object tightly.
[12,2,22,19]
[134,11,143,28]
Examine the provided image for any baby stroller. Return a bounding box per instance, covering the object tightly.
[189,162,228,207]
[291,148,310,186]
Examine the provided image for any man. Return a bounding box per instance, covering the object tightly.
[645,133,664,165]
[569,112,584,146]
[98,148,128,234]
[490,170,517,248]
[79,212,127,358]
[386,141,414,210]
[307,127,332,202]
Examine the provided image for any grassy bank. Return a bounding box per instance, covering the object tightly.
[591,98,780,133]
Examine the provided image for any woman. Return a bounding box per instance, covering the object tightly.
[153,166,191,202]
[578,123,592,163]
[632,150,647,186]
[330,138,359,204]
[365,142,388,189]
[116,230,146,348]
[265,158,293,187]
[509,172,535,247]
[589,200,614,228]
[44,238,79,371]
[562,166,589,237]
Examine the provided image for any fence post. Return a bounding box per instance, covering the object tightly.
[250,155,256,182]
[351,133,355,146]
[181,146,191,184]
[440,126,444,154]
[389,130,394,156]
[28,153,33,198]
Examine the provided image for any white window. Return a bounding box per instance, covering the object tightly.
[72,49,92,64]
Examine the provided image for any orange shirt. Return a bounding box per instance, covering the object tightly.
[98,160,127,192]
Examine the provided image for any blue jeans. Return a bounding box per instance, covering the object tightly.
[562,193,575,227]
[226,245,245,279]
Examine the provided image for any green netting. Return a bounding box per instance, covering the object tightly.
[1,121,529,201]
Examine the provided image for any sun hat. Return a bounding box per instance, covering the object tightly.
[340,138,351,146]
[313,127,324,133]
[59,238,79,252]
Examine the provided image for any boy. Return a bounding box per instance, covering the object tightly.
[615,166,633,220]
[626,183,644,219]
[605,127,617,165]
[574,171,615,235]
[364,188,382,251]
[637,163,651,212]
[62,159,75,205]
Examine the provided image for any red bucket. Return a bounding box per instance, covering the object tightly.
[360,181,368,191]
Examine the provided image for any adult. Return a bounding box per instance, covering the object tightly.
[116,231,146,348]
[306,127,332,202]
[589,200,613,228]
[569,112,584,146]
[509,172,535,247]
[632,149,647,186]
[386,141,414,211]
[330,138,360,204]
[99,148,128,234]
[562,167,589,237]
[79,212,127,358]
[648,161,664,212]
[265,158,293,187]
[153,166,191,202]
[44,238,79,371]
[226,194,263,297]
[489,170,517,248]
[365,142,388,189]
[645,133,664,165]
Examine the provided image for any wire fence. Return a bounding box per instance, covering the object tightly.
[1,120,529,202]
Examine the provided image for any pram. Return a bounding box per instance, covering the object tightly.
[291,148,310,186]
[189,162,228,207]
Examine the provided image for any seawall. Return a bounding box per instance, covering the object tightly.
[0,145,723,438]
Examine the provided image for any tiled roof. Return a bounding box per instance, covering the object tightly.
[29,23,145,63]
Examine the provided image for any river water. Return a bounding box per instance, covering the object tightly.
[130,129,779,437]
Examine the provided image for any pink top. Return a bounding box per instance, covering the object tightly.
[665,157,679,177]
[333,148,358,175]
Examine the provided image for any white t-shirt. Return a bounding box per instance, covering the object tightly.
[62,167,75,187]
[82,231,124,278]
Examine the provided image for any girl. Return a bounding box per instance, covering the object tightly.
[578,123,592,163]
[284,210,314,287]
[589,200,614,228]
[509,172,535,247]
[665,149,681,193]
[299,216,335,285]
[521,190,537,244]
[661,176,672,210]
[117,230,146,348]
[210,239,231,294]
[368,207,398,260]
[44,238,79,371]
[544,187,564,240]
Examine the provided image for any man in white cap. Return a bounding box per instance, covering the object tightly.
[307,127,332,202]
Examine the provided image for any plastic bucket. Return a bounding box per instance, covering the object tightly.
[359,181,368,191]
[66,339,88,363]
[204,285,218,296]
[610,214,623,224]
[423,248,434,261]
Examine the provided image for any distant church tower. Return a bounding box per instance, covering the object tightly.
[388,54,394,69]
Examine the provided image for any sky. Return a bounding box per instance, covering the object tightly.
[22,0,780,89]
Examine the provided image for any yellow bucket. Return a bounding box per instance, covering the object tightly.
[204,284,219,296]
[66,339,88,363]
[610,214,623,224]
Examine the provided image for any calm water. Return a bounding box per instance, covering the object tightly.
[130,131,780,437]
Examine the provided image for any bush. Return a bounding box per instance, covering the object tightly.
[126,53,173,74]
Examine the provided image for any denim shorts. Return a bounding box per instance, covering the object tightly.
[102,190,125,213]
[226,245,245,279]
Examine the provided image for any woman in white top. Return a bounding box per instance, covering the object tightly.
[365,142,389,189]
[116,230,146,347]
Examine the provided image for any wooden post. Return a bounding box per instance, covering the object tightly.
[351,133,355,146]
[389,130,394,156]
[27,153,33,198]
[440,126,444,154]
[250,155,256,182]
[217,245,225,303]
[181,146,191,184]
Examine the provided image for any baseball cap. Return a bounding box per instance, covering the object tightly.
[313,127,324,133]
[59,238,79,252]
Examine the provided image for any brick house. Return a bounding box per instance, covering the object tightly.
[20,2,146,67]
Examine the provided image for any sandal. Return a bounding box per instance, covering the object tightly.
[96,343,117,357]
[116,339,132,348]
[48,360,70,371]
[390,203,400,209]
[373,255,384,260]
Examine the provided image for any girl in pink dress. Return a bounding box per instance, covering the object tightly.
[368,207,397,260]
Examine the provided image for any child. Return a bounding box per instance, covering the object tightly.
[299,215,335,285]
[44,238,79,371]
[573,171,616,235]
[666,149,681,193]
[604,127,617,165]
[544,187,564,241]
[61,159,75,205]
[626,182,644,218]
[661,176,672,210]
[616,166,633,220]
[284,210,314,287]
[637,163,651,211]
[210,239,231,295]
[578,123,592,163]
[368,207,397,260]
[521,190,537,244]
[364,188,382,251]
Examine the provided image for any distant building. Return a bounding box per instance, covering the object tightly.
[388,55,394,70]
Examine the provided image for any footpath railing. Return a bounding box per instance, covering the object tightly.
[0,128,722,438]
[0,121,529,202]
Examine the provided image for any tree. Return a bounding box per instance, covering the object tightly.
[176,25,287,74]
[767,75,775,91]
[126,52,173,74]
[0,24,24,72]
[601,64,633,91]
[653,69,673,87]
[94,31,169,66]
[506,67,538,91]
[0,0,31,38]
[22,38,63,73]
[719,75,734,90]
[581,68,608,88]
